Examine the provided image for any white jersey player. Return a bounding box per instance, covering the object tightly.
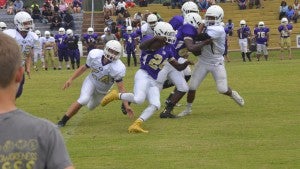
[3,11,37,98]
[178,5,245,117]
[33,30,45,71]
[141,14,158,37]
[57,40,134,127]
[41,31,57,70]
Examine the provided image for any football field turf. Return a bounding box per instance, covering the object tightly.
[17,50,300,168]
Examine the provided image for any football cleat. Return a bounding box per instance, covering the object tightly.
[57,120,66,128]
[231,91,245,106]
[128,119,149,133]
[159,109,177,118]
[101,90,119,106]
[121,103,127,115]
[177,109,192,117]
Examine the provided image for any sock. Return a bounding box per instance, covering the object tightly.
[61,115,70,123]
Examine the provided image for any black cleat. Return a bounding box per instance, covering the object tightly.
[160,109,177,118]
[121,103,127,115]
[57,121,66,128]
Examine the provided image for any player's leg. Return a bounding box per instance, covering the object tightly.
[256,44,262,61]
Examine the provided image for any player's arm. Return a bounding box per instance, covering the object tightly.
[116,79,134,119]
[184,37,212,55]
[63,64,88,90]
[168,58,194,71]
[139,36,166,51]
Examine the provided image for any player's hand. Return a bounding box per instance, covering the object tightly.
[126,107,134,119]
[185,60,194,66]
[63,79,72,90]
[203,39,212,45]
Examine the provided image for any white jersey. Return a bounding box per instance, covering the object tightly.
[3,29,38,65]
[200,25,226,63]
[41,36,56,49]
[86,49,126,94]
[141,23,154,36]
[34,36,43,52]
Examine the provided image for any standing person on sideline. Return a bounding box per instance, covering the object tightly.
[100,22,193,133]
[82,27,100,54]
[57,40,134,127]
[42,31,58,70]
[278,17,293,60]
[55,27,71,70]
[237,19,252,62]
[3,11,38,98]
[254,21,270,61]
[123,25,139,67]
[33,30,46,71]
[64,29,80,69]
[178,5,245,117]
[0,32,75,169]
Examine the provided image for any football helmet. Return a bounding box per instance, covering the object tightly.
[104,40,122,62]
[45,31,51,38]
[104,27,111,33]
[184,13,202,28]
[281,17,288,25]
[147,14,158,29]
[181,1,199,16]
[87,27,94,35]
[66,29,73,37]
[58,27,65,35]
[204,5,224,26]
[258,21,264,28]
[14,11,34,31]
[35,30,41,37]
[0,22,7,31]
[126,26,133,34]
[154,22,177,44]
[240,20,246,28]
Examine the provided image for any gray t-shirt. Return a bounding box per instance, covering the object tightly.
[0,109,72,169]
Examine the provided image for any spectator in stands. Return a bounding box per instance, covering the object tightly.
[116,0,126,15]
[50,12,63,31]
[101,27,117,44]
[110,22,120,40]
[7,1,14,15]
[59,0,68,17]
[104,11,114,26]
[72,0,82,13]
[104,0,115,16]
[198,0,210,12]
[133,11,142,23]
[279,1,288,20]
[293,0,300,22]
[171,0,183,9]
[125,0,135,8]
[42,5,53,23]
[63,11,74,30]
[249,0,262,9]
[139,0,148,7]
[116,13,125,26]
[225,19,234,36]
[286,5,297,23]
[32,4,43,23]
[238,0,247,10]
[13,0,24,14]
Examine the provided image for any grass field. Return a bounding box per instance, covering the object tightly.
[17,50,300,169]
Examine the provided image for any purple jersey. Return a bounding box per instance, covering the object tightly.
[173,24,198,59]
[64,35,79,50]
[169,15,184,31]
[83,33,99,45]
[254,27,269,44]
[54,34,67,49]
[237,26,251,39]
[278,24,293,38]
[123,32,139,51]
[140,35,176,80]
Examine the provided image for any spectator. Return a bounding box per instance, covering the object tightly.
[116,13,125,26]
[104,11,114,26]
[63,11,74,30]
[59,0,69,17]
[104,0,115,16]
[139,0,148,7]
[116,0,126,15]
[50,12,63,31]
[198,0,210,12]
[238,0,247,10]
[110,22,120,40]
[225,19,234,36]
[293,0,300,21]
[32,4,44,23]
[279,1,288,20]
[249,0,262,9]
[125,0,136,8]
[171,0,183,9]
[133,11,142,23]
[72,0,82,13]
[286,5,297,23]
[6,1,14,15]
[101,27,117,44]
[13,0,24,14]
[42,6,53,23]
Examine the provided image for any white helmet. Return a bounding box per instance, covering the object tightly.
[147,14,158,29]
[181,1,199,16]
[66,29,73,36]
[44,31,51,38]
[14,11,34,31]
[58,27,65,35]
[35,30,41,37]
[184,13,202,28]
[281,17,288,25]
[87,27,94,35]
[104,27,111,33]
[104,40,122,62]
[204,5,224,26]
[240,20,246,27]
[154,22,177,44]
[258,21,264,28]
[126,26,133,34]
[0,22,7,31]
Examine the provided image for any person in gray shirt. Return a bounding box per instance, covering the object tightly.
[0,32,75,169]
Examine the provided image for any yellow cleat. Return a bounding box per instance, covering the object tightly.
[101,90,119,106]
[128,119,149,133]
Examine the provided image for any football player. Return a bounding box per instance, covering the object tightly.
[278,17,293,60]
[82,27,99,54]
[237,20,252,62]
[3,11,38,98]
[57,40,134,127]
[122,25,139,67]
[100,22,193,133]
[55,27,70,70]
[64,29,80,69]
[141,13,158,37]
[179,5,245,117]
[0,21,7,31]
[254,21,270,61]
[42,31,57,70]
[33,30,45,71]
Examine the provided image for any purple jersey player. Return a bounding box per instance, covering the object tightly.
[55,27,70,69]
[64,29,80,69]
[82,27,99,53]
[254,21,269,61]
[278,17,293,60]
[123,26,139,67]
[237,20,252,62]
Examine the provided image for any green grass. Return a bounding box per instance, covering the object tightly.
[17,50,300,169]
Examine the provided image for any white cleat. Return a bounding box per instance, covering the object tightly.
[231,91,245,106]
[177,109,192,117]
